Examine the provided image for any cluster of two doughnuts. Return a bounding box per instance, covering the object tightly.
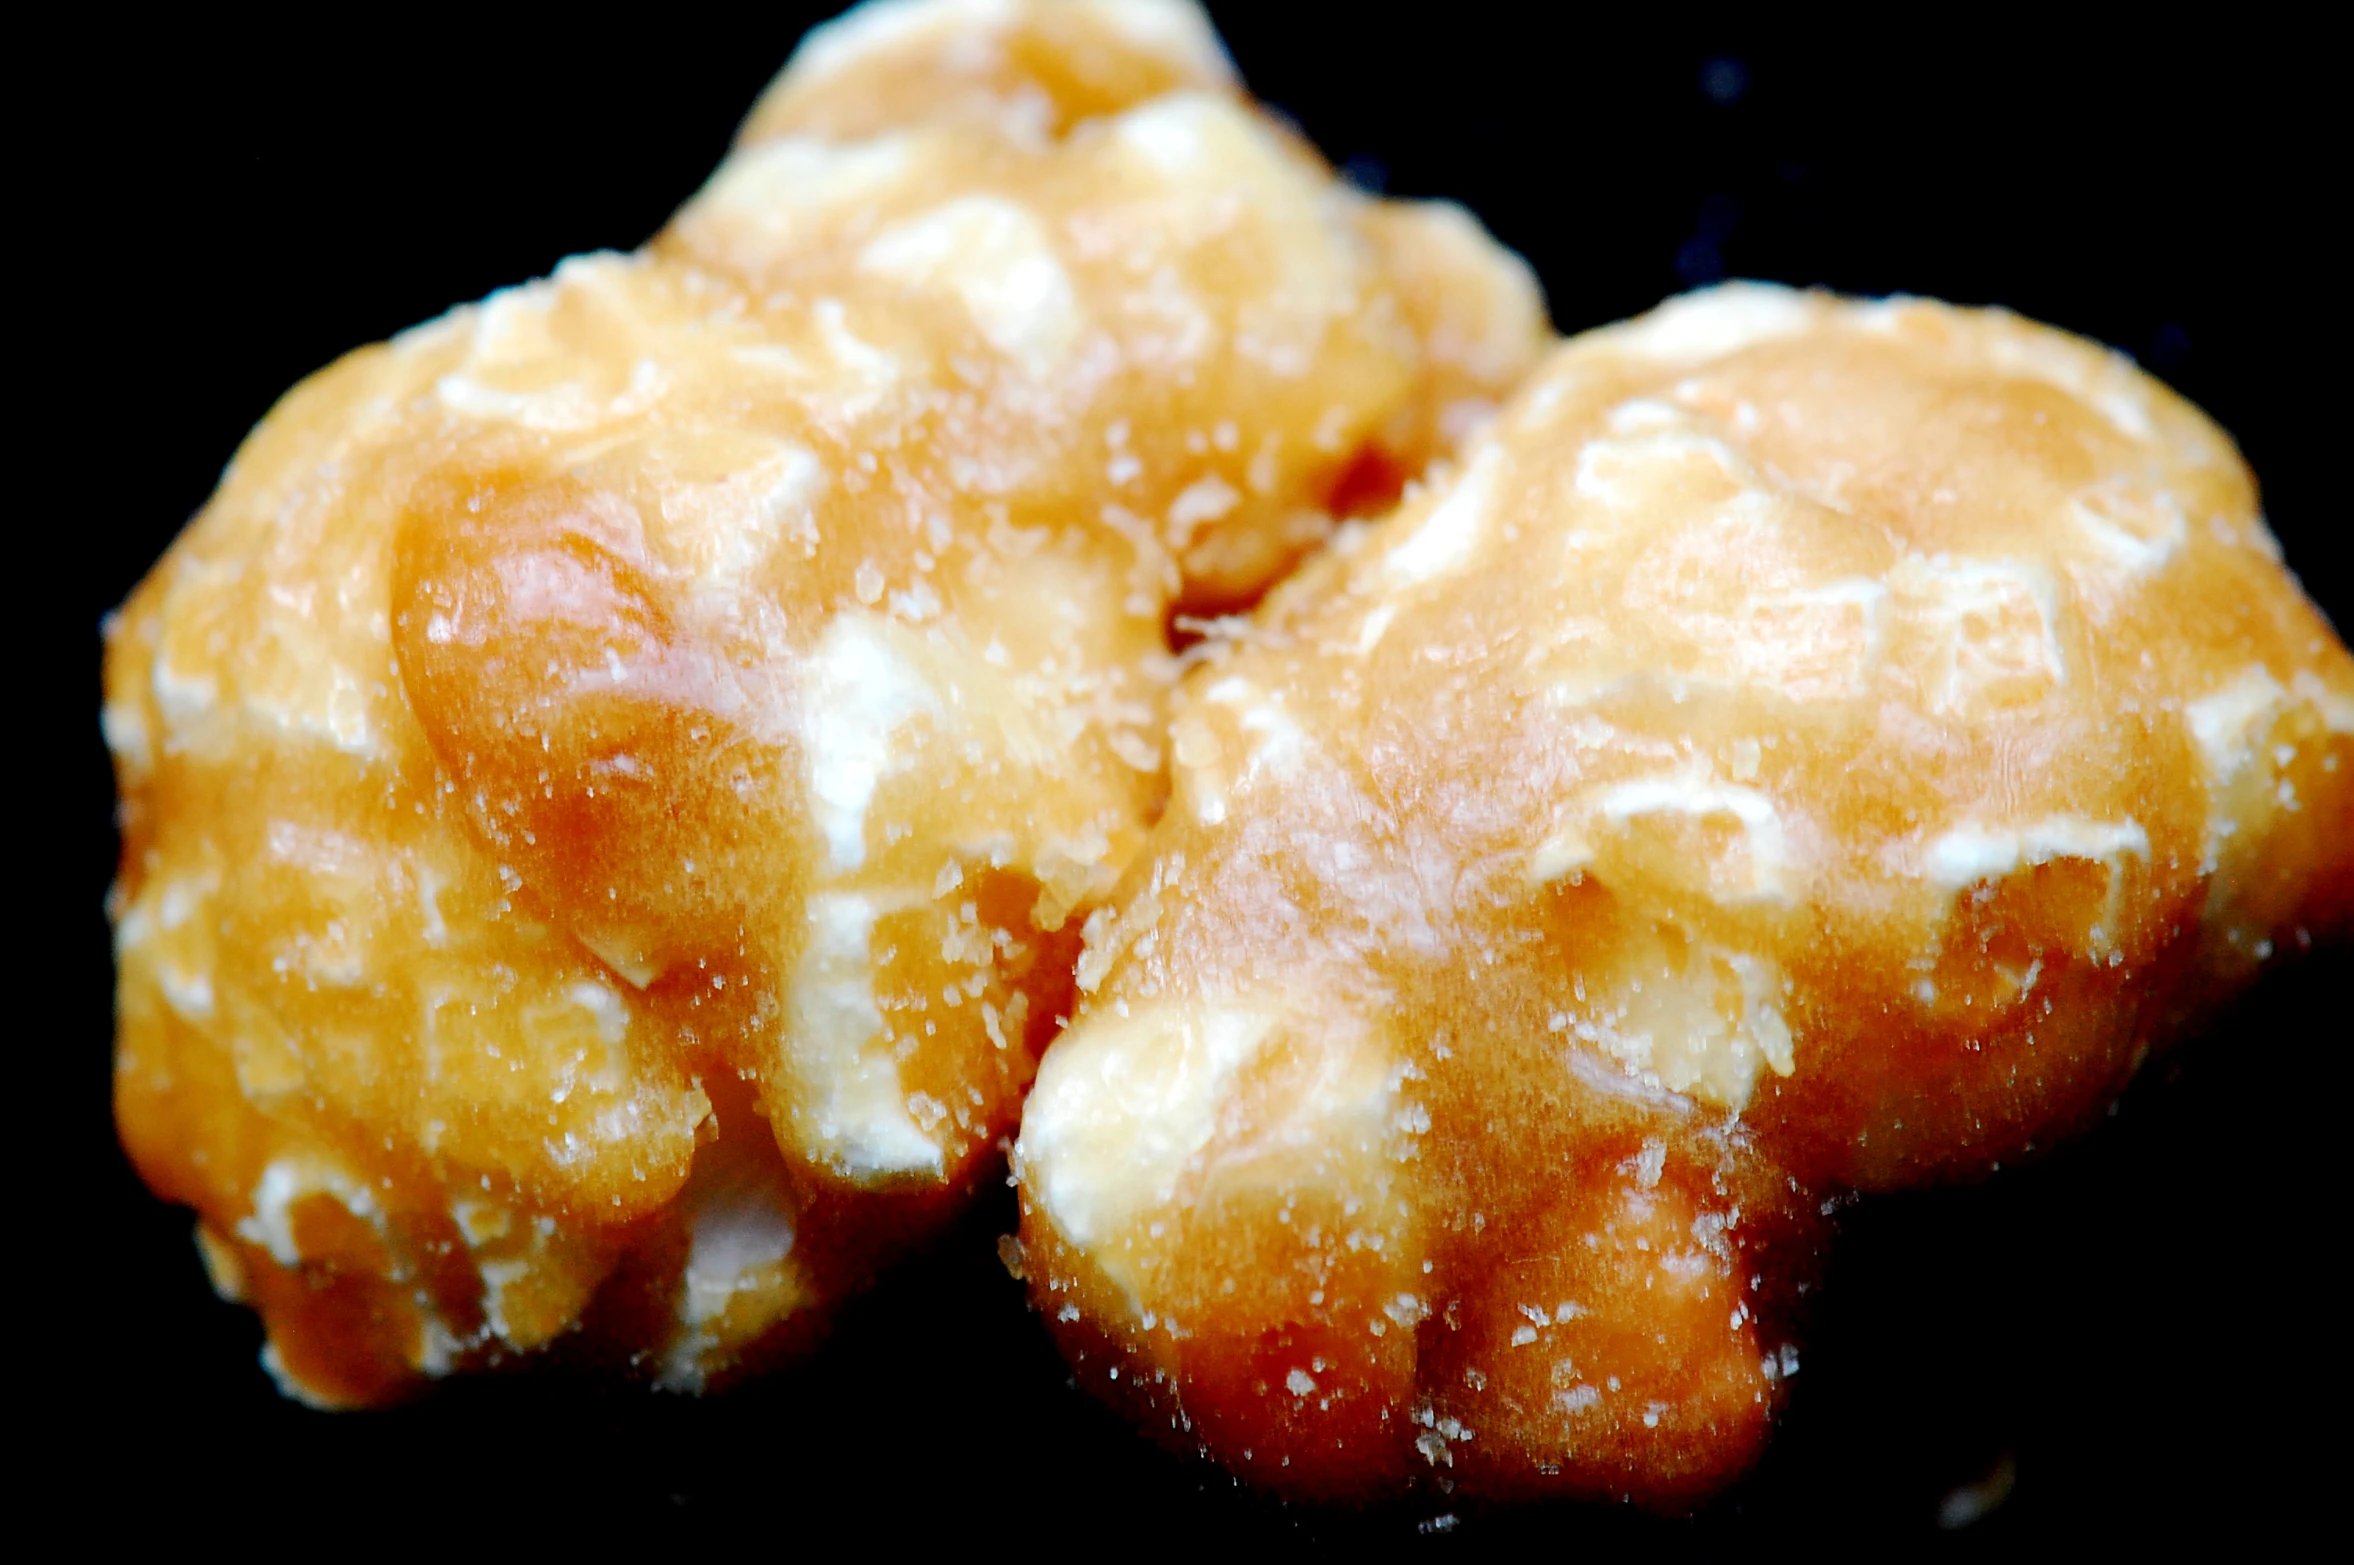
[104,0,2354,1508]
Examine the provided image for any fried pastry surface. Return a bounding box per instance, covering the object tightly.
[102,0,1544,1405]
[1015,285,2354,1505]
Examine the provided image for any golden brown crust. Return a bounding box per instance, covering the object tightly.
[1015,285,2354,1505]
[103,0,1545,1405]
[733,0,1237,147]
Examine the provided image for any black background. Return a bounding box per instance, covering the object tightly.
[39,4,2346,1548]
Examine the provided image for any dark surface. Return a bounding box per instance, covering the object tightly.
[39,5,2344,1545]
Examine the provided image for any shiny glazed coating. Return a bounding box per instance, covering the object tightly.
[1015,285,2354,1505]
[103,0,1546,1406]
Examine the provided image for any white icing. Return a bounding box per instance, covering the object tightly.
[1578,941,1797,1111]
[1385,447,1502,585]
[1924,817,2149,888]
[2070,482,2187,574]
[1114,93,1225,176]
[235,1154,383,1268]
[800,613,946,874]
[1607,283,1816,364]
[2293,670,2354,735]
[789,891,943,1180]
[1021,1003,1279,1246]
[1891,555,2067,711]
[859,196,1084,377]
[1594,775,1795,902]
[2186,665,2287,781]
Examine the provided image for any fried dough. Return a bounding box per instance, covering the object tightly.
[103,0,1543,1404]
[1015,285,2354,1504]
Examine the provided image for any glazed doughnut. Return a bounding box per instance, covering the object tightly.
[1014,285,2354,1505]
[103,0,1544,1405]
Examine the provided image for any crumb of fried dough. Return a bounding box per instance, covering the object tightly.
[1015,285,2354,1507]
[101,0,1545,1407]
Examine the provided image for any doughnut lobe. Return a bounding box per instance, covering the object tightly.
[103,0,1545,1405]
[1015,285,2354,1505]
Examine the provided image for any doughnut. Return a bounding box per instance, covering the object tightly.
[102,0,1545,1405]
[1014,284,2354,1505]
